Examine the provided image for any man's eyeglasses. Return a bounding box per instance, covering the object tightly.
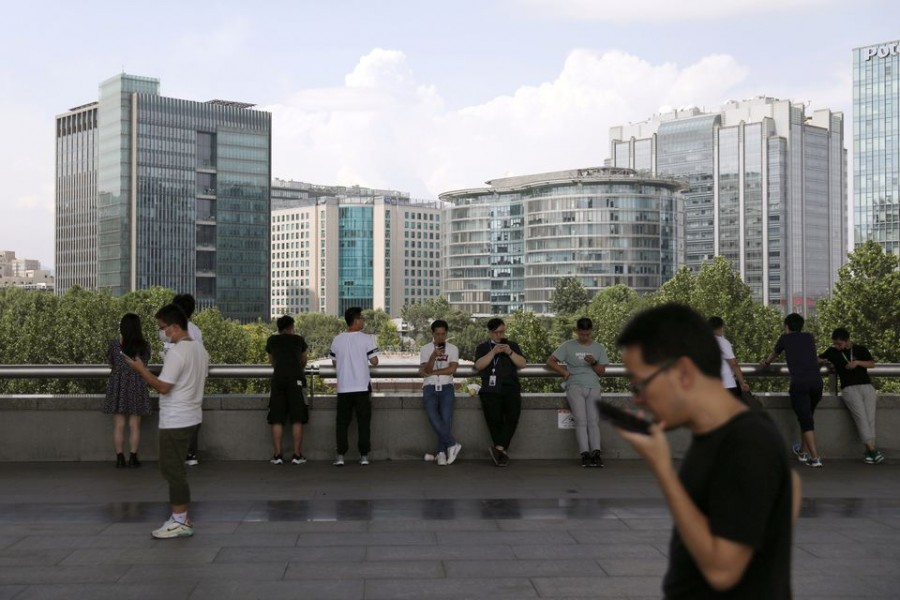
[628,360,676,396]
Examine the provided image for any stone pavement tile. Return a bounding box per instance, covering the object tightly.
[792,555,898,577]
[367,519,499,532]
[0,523,107,536]
[0,565,127,585]
[12,583,196,600]
[58,547,221,565]
[0,587,25,600]
[8,534,155,551]
[797,543,900,559]
[100,522,240,536]
[367,544,516,561]
[570,529,671,545]
[295,531,436,546]
[436,530,577,546]
[235,520,368,533]
[531,576,661,597]
[285,560,444,580]
[596,557,669,577]
[838,527,900,544]
[215,545,366,564]
[189,580,364,600]
[444,559,601,578]
[120,563,288,584]
[619,517,673,531]
[364,577,539,599]
[792,528,856,544]
[514,543,665,560]
[159,532,299,548]
[496,518,629,532]
[0,539,18,552]
[792,574,891,598]
[0,550,72,566]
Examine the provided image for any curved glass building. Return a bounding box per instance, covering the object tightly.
[440,167,685,315]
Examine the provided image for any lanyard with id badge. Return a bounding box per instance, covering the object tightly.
[489,341,504,387]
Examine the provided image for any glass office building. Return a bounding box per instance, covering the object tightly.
[56,73,271,322]
[440,167,684,315]
[853,40,900,255]
[610,97,846,313]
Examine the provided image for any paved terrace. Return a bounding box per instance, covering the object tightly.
[0,458,899,599]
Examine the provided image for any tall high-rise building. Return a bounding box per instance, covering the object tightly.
[609,97,846,313]
[853,40,900,255]
[440,167,684,315]
[55,73,271,321]
[270,180,442,319]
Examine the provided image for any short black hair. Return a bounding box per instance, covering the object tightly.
[172,293,196,318]
[708,316,724,330]
[276,315,295,332]
[155,303,188,331]
[344,307,363,327]
[431,319,448,332]
[617,303,721,379]
[486,317,505,331]
[831,327,850,342]
[784,313,804,332]
[575,317,593,331]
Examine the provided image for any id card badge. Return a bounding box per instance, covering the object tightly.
[435,384,443,392]
[488,375,497,387]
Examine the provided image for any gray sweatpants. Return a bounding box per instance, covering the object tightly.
[841,384,877,445]
[565,384,602,454]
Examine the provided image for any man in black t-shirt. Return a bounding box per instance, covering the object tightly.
[819,327,884,464]
[474,318,526,466]
[614,304,798,599]
[265,315,309,465]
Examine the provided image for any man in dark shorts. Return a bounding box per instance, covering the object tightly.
[613,304,799,599]
[266,315,309,465]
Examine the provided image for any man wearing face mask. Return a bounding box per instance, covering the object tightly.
[474,318,526,466]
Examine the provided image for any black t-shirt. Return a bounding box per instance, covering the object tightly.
[474,339,526,390]
[819,344,873,388]
[265,334,308,383]
[663,410,793,600]
[773,332,821,383]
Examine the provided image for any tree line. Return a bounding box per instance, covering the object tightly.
[0,240,896,394]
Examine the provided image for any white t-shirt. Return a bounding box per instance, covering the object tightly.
[419,342,459,387]
[158,339,209,429]
[329,331,379,394]
[716,335,737,389]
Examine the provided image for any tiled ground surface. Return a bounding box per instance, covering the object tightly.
[1,458,898,599]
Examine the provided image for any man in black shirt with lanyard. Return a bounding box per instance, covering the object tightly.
[474,318,526,466]
[819,327,884,464]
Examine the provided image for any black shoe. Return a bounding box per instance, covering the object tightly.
[498,450,510,467]
[581,452,591,468]
[590,450,604,468]
[128,453,141,468]
[489,445,502,466]
[115,453,126,468]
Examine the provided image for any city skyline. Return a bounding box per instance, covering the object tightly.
[2,0,897,267]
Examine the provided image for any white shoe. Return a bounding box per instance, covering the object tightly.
[436,452,447,466]
[333,454,345,467]
[447,443,462,465]
[359,455,370,466]
[151,518,193,539]
[424,453,436,462]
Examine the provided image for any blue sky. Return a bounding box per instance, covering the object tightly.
[1,0,897,267]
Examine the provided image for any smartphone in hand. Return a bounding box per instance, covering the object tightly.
[596,400,653,435]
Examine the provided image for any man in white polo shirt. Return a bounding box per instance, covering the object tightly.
[126,303,209,538]
[419,319,461,466]
[329,307,379,466]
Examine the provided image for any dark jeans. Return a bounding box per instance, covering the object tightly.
[789,380,823,432]
[336,390,372,455]
[423,385,456,453]
[159,425,199,505]
[480,387,521,450]
[187,422,200,457]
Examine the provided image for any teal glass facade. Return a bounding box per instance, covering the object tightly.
[338,205,374,314]
[854,41,900,255]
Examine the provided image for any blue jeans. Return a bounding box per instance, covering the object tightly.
[423,385,456,453]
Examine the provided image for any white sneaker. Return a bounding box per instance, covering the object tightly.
[436,452,447,466]
[447,443,462,465]
[424,453,436,462]
[333,454,345,467]
[151,518,193,539]
[359,455,370,466]
[269,455,283,465]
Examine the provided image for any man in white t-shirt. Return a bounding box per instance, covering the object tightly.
[419,320,461,466]
[709,317,749,400]
[162,294,205,466]
[329,307,379,466]
[126,303,209,539]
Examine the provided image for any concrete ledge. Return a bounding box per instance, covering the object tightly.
[1,393,898,462]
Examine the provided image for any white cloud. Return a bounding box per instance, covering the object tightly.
[514,0,841,23]
[266,47,750,197]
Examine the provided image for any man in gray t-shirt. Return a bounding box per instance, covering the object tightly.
[547,317,609,467]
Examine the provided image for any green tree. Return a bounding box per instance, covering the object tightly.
[401,296,472,347]
[451,320,487,363]
[363,308,401,351]
[295,312,345,360]
[550,277,590,315]
[505,311,556,392]
[586,285,644,392]
[192,308,251,393]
